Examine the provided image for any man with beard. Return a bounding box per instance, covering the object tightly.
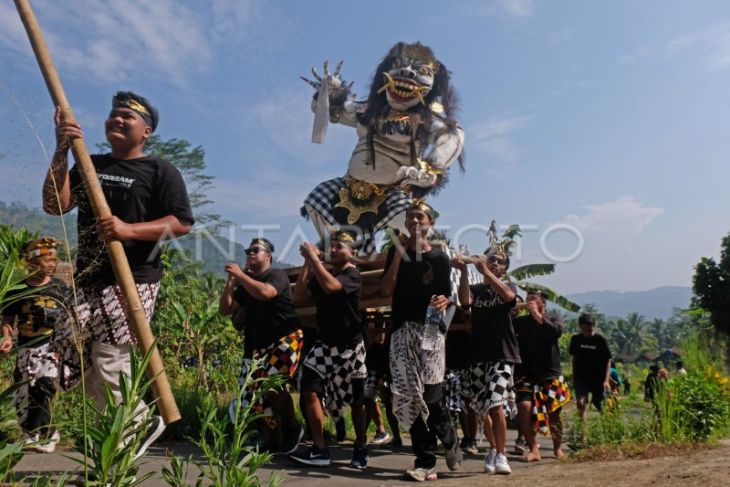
[513,290,570,461]
[290,231,368,469]
[382,200,462,482]
[43,92,194,459]
[220,238,304,454]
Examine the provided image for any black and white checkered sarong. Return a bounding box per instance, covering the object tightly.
[301,340,367,420]
[303,177,411,254]
[461,360,516,418]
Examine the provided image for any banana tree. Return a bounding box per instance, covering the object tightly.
[486,221,581,313]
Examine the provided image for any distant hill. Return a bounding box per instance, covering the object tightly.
[567,286,692,320]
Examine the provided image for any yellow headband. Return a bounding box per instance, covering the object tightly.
[23,238,59,260]
[408,198,436,219]
[331,231,355,244]
[113,97,150,117]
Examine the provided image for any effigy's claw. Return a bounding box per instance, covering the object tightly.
[323,60,330,78]
[334,60,344,78]
[311,67,322,82]
[301,76,318,89]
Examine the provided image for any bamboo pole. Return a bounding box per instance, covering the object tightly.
[14,0,180,423]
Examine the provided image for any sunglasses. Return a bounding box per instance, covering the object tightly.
[245,247,268,256]
[487,255,506,265]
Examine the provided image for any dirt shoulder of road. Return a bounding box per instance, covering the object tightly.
[438,439,730,487]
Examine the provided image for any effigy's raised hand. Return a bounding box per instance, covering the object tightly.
[301,60,353,95]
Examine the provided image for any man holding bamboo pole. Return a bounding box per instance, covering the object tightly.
[42,91,194,458]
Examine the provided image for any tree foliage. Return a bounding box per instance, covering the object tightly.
[98,135,228,231]
[693,232,730,336]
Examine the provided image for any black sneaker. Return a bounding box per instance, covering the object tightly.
[335,417,347,442]
[290,446,331,467]
[349,445,369,470]
[133,415,166,461]
[389,437,403,449]
[279,426,304,455]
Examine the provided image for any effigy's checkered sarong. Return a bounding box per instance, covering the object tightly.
[303,177,411,255]
[14,342,59,429]
[49,283,159,391]
[229,330,304,428]
[301,340,367,420]
[516,376,571,435]
[462,361,516,418]
[389,321,446,430]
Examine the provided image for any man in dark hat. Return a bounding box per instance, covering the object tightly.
[290,230,368,468]
[42,91,194,459]
[382,200,462,482]
[219,237,304,454]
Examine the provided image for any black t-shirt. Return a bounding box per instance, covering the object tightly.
[232,267,300,357]
[69,154,194,287]
[308,266,362,347]
[569,333,612,385]
[1,277,72,346]
[385,248,451,333]
[469,283,520,364]
[514,314,563,381]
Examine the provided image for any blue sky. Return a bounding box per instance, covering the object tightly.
[1,0,730,294]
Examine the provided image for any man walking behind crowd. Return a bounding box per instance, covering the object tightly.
[569,313,613,421]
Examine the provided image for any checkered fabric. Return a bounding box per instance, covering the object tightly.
[229,330,304,428]
[49,283,159,391]
[516,376,571,435]
[462,361,516,418]
[302,177,411,255]
[445,368,468,412]
[300,340,367,420]
[14,342,59,431]
[389,321,446,430]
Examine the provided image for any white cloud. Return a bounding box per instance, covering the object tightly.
[490,0,537,19]
[564,195,664,234]
[0,1,262,88]
[667,22,730,70]
[618,45,654,65]
[470,114,533,163]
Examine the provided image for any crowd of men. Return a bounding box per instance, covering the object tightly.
[0,90,633,482]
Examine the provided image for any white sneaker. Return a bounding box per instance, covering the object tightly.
[33,430,60,453]
[494,452,511,475]
[133,415,166,461]
[484,448,497,474]
[22,433,39,447]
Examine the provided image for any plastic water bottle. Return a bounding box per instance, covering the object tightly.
[422,304,443,351]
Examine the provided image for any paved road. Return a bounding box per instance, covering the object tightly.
[14,429,557,486]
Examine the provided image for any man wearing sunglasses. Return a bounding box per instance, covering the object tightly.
[219,238,304,454]
[454,247,519,475]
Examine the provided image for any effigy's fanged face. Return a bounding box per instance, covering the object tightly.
[380,54,437,111]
